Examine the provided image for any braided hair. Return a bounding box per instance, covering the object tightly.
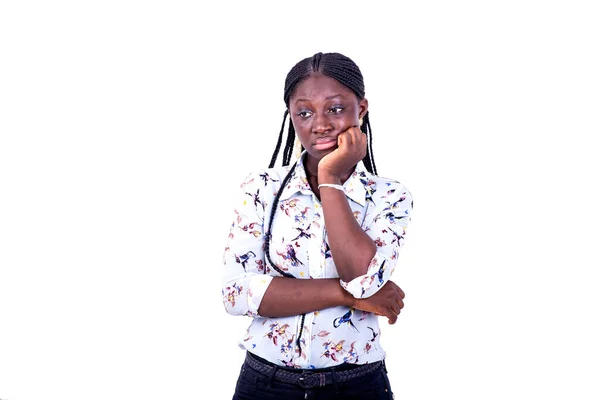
[265,52,378,357]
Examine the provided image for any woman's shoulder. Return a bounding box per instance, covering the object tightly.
[361,168,410,192]
[236,164,295,193]
[367,172,413,205]
[378,175,410,191]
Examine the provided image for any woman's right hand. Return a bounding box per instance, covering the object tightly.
[352,281,405,324]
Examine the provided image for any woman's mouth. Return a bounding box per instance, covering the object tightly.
[313,137,337,151]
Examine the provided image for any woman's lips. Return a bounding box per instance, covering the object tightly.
[313,137,337,151]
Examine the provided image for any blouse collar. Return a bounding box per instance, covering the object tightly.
[278,151,374,207]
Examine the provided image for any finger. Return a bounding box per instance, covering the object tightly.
[343,128,352,145]
[337,132,345,148]
[396,297,404,311]
[397,287,405,300]
[388,313,398,325]
[351,126,363,140]
[355,128,367,152]
[343,129,355,146]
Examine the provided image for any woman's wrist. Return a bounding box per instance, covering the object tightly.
[317,171,342,186]
[338,283,356,308]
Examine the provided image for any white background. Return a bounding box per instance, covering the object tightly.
[1,1,599,399]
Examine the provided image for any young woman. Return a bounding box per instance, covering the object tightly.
[222,52,413,400]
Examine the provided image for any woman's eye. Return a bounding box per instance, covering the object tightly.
[298,111,313,118]
[329,106,344,114]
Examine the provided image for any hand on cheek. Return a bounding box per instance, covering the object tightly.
[319,126,367,181]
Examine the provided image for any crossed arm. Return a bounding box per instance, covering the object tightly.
[221,167,412,324]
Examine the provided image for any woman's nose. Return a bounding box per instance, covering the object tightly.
[311,112,333,134]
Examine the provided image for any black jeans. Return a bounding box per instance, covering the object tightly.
[232,353,394,400]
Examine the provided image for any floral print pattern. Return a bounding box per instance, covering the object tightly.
[222,153,413,368]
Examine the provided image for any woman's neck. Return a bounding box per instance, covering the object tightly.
[303,157,355,184]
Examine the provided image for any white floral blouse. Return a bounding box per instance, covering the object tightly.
[222,152,413,369]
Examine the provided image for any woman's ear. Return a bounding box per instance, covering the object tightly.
[358,98,369,119]
[294,137,303,159]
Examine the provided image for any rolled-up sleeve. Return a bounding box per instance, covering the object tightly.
[221,172,273,317]
[341,186,413,298]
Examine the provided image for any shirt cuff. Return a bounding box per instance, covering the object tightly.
[340,255,388,299]
[247,274,274,316]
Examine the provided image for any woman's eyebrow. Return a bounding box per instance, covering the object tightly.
[295,94,343,104]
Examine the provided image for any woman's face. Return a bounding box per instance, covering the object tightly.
[288,73,368,163]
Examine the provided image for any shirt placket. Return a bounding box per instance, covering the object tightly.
[298,197,324,366]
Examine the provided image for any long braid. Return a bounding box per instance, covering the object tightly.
[264,164,297,278]
[265,52,379,358]
[269,111,297,168]
[269,110,289,168]
[366,114,378,175]
[263,163,306,355]
[360,112,378,175]
[281,124,296,166]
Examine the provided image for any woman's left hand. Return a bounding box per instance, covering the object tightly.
[318,126,367,181]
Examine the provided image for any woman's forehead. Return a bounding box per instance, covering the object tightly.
[290,74,354,103]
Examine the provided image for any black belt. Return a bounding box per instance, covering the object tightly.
[244,352,383,389]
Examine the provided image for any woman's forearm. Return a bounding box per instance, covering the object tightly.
[319,180,377,282]
[258,277,354,317]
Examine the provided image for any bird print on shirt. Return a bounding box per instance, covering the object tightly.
[259,172,279,186]
[375,260,387,287]
[276,243,304,267]
[358,171,377,204]
[234,251,256,271]
[333,308,359,332]
[238,222,262,238]
[291,223,313,241]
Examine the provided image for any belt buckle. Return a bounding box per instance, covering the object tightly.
[297,371,321,389]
